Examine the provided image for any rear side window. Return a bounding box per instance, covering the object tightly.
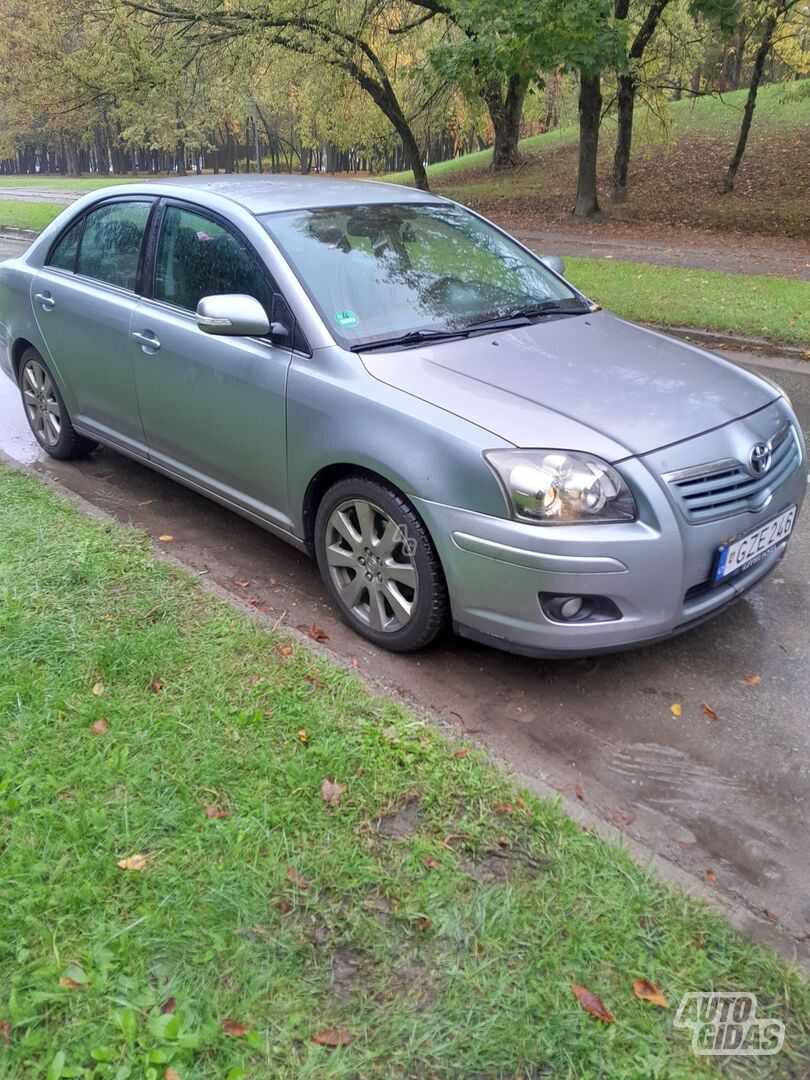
[154,205,275,316]
[76,201,152,291]
[47,217,82,272]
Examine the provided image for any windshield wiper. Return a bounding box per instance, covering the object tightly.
[499,300,590,321]
[352,328,475,352]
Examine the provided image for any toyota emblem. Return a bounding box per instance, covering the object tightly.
[748,441,773,477]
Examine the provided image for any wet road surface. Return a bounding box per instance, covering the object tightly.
[1,233,809,956]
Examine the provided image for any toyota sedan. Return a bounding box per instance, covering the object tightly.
[0,176,804,656]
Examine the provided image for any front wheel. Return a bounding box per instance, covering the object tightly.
[18,347,97,460]
[314,476,447,652]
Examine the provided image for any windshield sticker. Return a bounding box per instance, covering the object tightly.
[335,309,359,328]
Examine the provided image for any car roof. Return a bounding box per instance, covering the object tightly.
[121,174,444,215]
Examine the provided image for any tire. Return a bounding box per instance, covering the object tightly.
[314,475,447,652]
[18,347,97,460]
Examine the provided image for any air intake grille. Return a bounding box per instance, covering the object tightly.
[667,424,800,524]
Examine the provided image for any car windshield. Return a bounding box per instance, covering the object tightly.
[261,202,584,348]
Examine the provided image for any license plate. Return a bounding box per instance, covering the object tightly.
[713,505,797,583]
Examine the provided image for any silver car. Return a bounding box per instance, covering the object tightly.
[0,176,805,655]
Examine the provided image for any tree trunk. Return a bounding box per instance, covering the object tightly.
[722,8,779,194]
[573,72,602,217]
[483,74,528,170]
[612,73,635,201]
[176,139,187,176]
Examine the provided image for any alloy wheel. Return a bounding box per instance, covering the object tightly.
[22,358,61,448]
[324,498,419,633]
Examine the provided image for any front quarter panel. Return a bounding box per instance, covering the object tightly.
[286,345,512,537]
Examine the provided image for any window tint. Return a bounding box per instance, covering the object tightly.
[154,205,275,318]
[76,201,151,290]
[48,217,82,272]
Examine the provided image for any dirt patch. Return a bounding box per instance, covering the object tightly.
[329,945,364,1003]
[375,796,423,839]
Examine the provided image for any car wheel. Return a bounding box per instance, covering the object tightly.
[314,476,448,652]
[18,347,97,460]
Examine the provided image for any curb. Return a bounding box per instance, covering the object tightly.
[645,322,809,360]
[0,226,40,242]
[2,445,808,978]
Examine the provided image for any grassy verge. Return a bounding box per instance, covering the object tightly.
[0,199,64,232]
[564,258,810,346]
[0,177,141,192]
[1,466,809,1078]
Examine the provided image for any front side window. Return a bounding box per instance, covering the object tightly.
[262,202,583,348]
[47,217,83,272]
[154,205,275,318]
[75,201,152,290]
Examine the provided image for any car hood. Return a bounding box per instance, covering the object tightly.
[360,310,777,460]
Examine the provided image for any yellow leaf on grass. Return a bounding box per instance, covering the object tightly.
[632,979,668,1008]
[117,853,148,871]
[92,681,105,697]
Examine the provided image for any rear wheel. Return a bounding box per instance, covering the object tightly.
[18,347,96,460]
[314,476,447,652]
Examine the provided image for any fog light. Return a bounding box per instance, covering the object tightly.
[539,593,622,624]
[559,596,584,620]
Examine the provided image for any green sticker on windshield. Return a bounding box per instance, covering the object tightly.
[335,309,359,328]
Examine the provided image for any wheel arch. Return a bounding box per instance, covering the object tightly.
[11,337,37,381]
[302,463,409,547]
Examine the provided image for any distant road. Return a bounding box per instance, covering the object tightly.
[0,186,80,204]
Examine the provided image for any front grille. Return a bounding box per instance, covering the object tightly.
[666,423,801,524]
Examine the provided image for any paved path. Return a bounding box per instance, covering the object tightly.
[0,185,82,204]
[1,251,808,959]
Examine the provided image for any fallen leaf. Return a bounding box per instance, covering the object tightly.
[165,1069,182,1080]
[269,577,279,586]
[117,853,148,871]
[415,917,431,932]
[158,534,174,542]
[497,835,509,847]
[248,600,271,612]
[137,499,154,506]
[250,675,262,686]
[381,726,399,742]
[286,865,309,889]
[307,625,330,642]
[575,785,586,802]
[311,1027,354,1047]
[515,796,529,813]
[92,681,105,697]
[632,979,668,1008]
[233,579,250,588]
[741,673,762,686]
[0,1020,8,1047]
[705,868,718,885]
[702,703,718,720]
[571,984,616,1023]
[670,703,682,717]
[422,856,441,869]
[297,729,308,743]
[277,645,293,657]
[441,833,467,848]
[496,803,513,814]
[58,976,89,990]
[204,806,229,820]
[221,1019,249,1037]
[453,748,468,759]
[160,996,177,1014]
[321,778,346,807]
[92,718,109,735]
[351,658,358,668]
[149,677,163,693]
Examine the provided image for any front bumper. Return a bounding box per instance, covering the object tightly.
[411,400,806,658]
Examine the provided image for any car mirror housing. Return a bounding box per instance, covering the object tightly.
[541,255,566,278]
[196,294,271,337]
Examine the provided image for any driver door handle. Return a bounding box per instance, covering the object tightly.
[34,292,55,312]
[132,329,161,353]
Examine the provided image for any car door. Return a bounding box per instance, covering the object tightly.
[131,200,294,531]
[30,197,155,455]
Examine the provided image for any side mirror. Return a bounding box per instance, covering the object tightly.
[541,255,566,278]
[196,294,271,337]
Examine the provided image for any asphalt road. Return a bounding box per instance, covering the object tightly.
[2,233,809,958]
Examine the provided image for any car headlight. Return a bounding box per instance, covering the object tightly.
[484,449,637,524]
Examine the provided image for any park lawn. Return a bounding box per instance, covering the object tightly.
[0,177,141,192]
[0,200,64,232]
[564,258,810,347]
[1,465,810,1079]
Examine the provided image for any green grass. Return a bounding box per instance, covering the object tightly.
[1,466,809,1078]
[564,258,810,346]
[0,177,141,191]
[0,200,64,232]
